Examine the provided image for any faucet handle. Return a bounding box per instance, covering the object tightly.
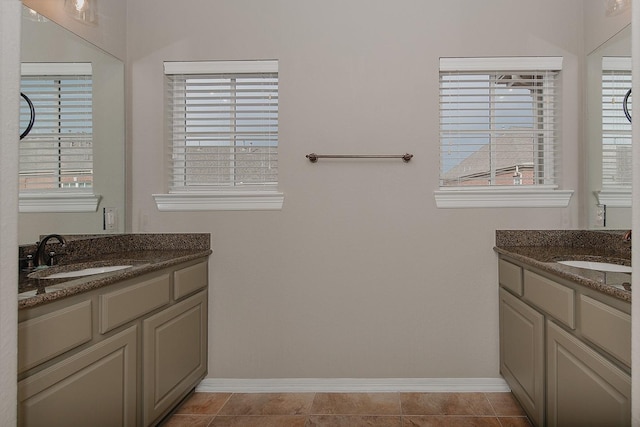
[48,251,58,266]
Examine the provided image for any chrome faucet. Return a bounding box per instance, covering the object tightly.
[623,230,632,241]
[35,234,67,267]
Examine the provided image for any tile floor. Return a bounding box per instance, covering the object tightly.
[162,391,532,426]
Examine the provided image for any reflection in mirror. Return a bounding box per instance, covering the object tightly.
[586,25,631,230]
[601,56,631,188]
[18,5,124,244]
[20,62,94,192]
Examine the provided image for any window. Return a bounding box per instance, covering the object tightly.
[20,63,93,190]
[435,57,572,208]
[19,62,98,212]
[155,60,283,211]
[601,57,631,191]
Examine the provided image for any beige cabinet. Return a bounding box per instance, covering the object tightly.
[18,326,137,427]
[18,259,209,427]
[143,291,208,425]
[547,321,630,427]
[499,288,544,426]
[498,257,631,427]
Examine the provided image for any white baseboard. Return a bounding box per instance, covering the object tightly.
[196,378,510,393]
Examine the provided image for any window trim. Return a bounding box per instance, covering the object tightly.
[435,186,573,208]
[19,192,101,213]
[156,60,283,212]
[439,57,563,72]
[153,191,284,212]
[436,56,572,208]
[595,190,631,208]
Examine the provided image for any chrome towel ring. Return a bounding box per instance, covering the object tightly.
[623,88,631,123]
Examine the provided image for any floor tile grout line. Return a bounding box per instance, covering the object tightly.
[483,391,499,417]
[217,392,234,415]
[308,391,318,416]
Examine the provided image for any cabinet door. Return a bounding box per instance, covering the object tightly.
[143,290,208,426]
[499,288,544,426]
[547,321,631,427]
[18,326,137,427]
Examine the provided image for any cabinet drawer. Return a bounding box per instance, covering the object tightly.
[580,295,631,367]
[174,261,208,300]
[100,273,170,333]
[524,270,575,329]
[499,259,523,296]
[19,300,92,373]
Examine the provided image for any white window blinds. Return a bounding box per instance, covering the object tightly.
[439,57,562,188]
[602,57,631,190]
[164,60,278,192]
[20,63,93,191]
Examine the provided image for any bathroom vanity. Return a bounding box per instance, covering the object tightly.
[17,234,211,427]
[495,230,631,427]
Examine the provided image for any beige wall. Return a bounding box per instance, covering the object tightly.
[128,0,584,379]
[0,1,21,423]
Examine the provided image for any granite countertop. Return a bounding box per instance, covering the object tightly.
[18,234,211,310]
[495,230,631,303]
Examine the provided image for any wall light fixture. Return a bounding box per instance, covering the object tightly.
[605,0,631,17]
[64,0,97,25]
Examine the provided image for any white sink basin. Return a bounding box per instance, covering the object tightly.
[40,265,133,279]
[558,260,632,273]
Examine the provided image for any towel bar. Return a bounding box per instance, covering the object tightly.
[306,153,413,163]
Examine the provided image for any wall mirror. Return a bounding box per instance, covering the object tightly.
[18,4,125,244]
[586,24,631,230]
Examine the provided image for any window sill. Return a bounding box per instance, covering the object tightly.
[434,187,573,208]
[153,191,284,211]
[595,190,631,208]
[19,193,101,213]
